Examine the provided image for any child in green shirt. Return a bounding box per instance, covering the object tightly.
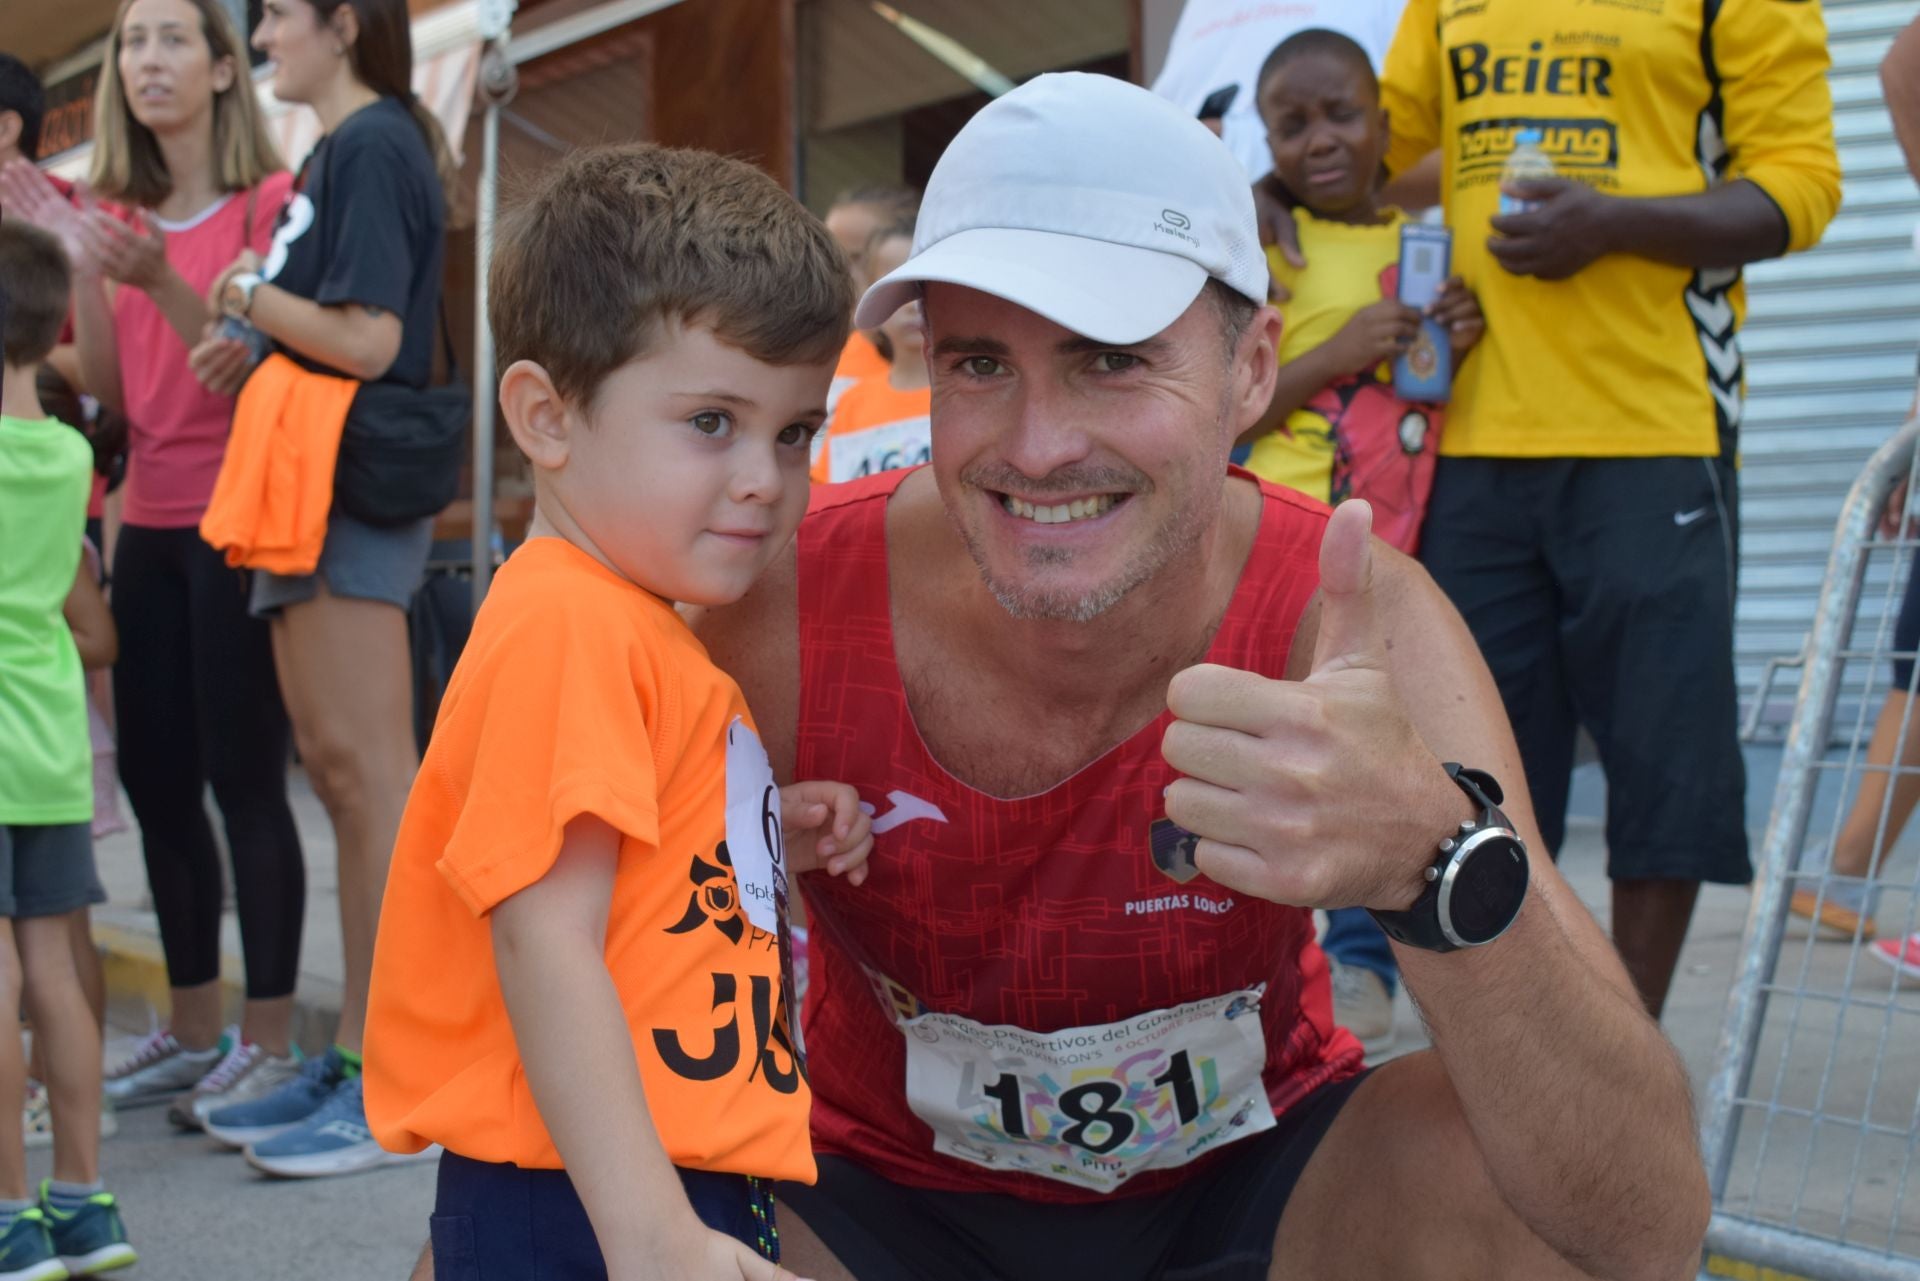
[0,221,136,1278]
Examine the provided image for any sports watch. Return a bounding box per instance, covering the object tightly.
[1367,764,1529,953]
[221,271,264,319]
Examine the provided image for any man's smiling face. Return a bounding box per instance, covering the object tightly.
[921,283,1243,622]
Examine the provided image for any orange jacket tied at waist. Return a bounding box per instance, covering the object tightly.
[199,353,358,575]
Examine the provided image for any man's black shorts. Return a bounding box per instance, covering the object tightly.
[1420,452,1750,884]
[774,1070,1368,1281]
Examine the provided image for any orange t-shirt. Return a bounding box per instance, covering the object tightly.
[810,377,932,485]
[814,332,892,477]
[829,331,888,414]
[198,354,357,575]
[364,537,812,1182]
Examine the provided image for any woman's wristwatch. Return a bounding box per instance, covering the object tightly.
[221,271,264,320]
[1367,764,1530,952]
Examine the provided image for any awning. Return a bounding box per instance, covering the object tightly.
[805,0,1128,134]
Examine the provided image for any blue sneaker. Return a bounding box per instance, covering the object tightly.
[0,1208,65,1281]
[37,1184,132,1277]
[245,1075,438,1179]
[204,1048,345,1150]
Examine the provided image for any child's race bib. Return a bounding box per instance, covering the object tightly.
[828,416,932,484]
[723,719,785,936]
[896,986,1275,1193]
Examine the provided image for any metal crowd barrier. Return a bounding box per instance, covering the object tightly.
[1701,418,1920,1280]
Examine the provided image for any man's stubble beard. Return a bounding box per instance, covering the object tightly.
[950,419,1228,625]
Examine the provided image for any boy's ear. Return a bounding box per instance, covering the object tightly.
[498,359,573,472]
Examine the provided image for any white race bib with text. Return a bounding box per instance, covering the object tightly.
[722,720,785,936]
[898,986,1274,1193]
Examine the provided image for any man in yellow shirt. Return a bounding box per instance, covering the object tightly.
[1380,0,1841,1016]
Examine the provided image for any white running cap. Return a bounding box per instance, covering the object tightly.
[855,72,1268,345]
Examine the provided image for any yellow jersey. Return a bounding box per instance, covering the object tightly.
[1246,211,1443,556]
[1381,0,1840,458]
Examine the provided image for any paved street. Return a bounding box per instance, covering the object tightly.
[51,1065,433,1280]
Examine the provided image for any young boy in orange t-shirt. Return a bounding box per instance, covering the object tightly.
[364,145,871,1279]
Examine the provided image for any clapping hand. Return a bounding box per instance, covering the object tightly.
[79,209,170,292]
[0,159,93,275]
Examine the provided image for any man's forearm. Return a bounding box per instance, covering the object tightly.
[1601,178,1789,270]
[1379,563,1711,1280]
[1397,891,1708,1280]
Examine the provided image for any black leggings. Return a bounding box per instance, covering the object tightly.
[112,526,305,999]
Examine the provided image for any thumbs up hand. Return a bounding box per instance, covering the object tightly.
[1160,500,1470,910]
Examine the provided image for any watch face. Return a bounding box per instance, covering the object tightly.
[1442,834,1529,945]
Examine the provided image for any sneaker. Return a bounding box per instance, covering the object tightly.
[204,1049,344,1150]
[0,1207,66,1281]
[24,1084,117,1152]
[1329,959,1396,1058]
[1789,848,1878,940]
[245,1075,437,1179]
[102,1028,224,1108]
[38,1183,133,1277]
[1872,934,1920,981]
[168,1041,303,1131]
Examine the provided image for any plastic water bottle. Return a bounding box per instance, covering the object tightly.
[1499,128,1555,215]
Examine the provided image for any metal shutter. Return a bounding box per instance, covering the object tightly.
[1739,0,1920,735]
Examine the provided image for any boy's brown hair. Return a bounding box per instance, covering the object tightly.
[491,144,854,407]
[0,222,71,370]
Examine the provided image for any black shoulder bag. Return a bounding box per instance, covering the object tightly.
[306,120,471,527]
[333,312,471,527]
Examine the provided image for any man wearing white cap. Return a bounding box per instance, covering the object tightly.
[700,73,1706,1281]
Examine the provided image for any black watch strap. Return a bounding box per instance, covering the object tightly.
[1366,764,1524,953]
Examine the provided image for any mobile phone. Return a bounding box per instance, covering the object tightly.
[1394,223,1453,404]
[1197,84,1239,121]
[216,315,273,369]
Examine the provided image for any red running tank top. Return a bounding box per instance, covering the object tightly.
[793,468,1365,1203]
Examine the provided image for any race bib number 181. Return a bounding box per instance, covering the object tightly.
[899,987,1275,1193]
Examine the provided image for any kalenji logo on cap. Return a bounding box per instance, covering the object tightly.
[1154,208,1199,249]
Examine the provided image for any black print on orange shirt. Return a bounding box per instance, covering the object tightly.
[665,841,745,944]
[651,971,804,1094]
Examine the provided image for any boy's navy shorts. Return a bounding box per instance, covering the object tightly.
[1420,452,1750,884]
[775,1070,1369,1281]
[429,1150,779,1279]
[0,824,101,919]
